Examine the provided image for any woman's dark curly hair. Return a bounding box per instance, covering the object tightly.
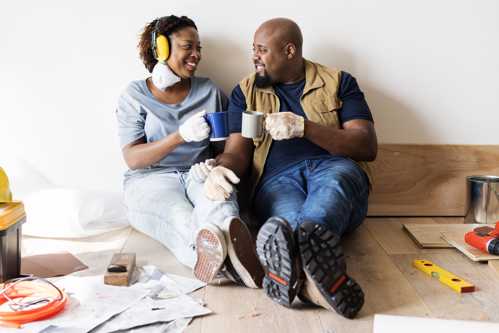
[138,15,197,73]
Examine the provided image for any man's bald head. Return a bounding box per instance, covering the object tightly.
[252,18,305,86]
[256,18,303,55]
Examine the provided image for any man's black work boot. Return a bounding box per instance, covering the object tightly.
[256,216,303,307]
[297,221,364,319]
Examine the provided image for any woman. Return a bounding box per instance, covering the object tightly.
[116,16,262,288]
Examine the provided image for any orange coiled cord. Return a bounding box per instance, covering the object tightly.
[0,277,68,328]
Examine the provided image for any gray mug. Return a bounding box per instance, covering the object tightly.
[241,111,265,139]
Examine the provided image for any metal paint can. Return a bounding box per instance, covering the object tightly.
[464,175,499,224]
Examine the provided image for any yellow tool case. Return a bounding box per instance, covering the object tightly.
[0,202,26,282]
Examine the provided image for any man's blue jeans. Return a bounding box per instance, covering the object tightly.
[253,157,369,236]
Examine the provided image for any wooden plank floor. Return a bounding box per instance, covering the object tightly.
[38,217,499,332]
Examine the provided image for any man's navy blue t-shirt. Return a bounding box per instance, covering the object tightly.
[228,71,373,186]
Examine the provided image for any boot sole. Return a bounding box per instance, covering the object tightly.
[298,222,364,318]
[256,217,300,307]
[226,218,264,288]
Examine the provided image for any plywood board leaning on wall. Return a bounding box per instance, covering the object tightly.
[367,144,499,216]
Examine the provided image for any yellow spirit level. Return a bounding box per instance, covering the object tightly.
[413,259,475,293]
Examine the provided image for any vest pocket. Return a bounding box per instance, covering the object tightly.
[318,109,340,127]
[305,97,341,128]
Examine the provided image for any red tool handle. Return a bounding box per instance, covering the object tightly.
[465,231,499,255]
[465,231,493,253]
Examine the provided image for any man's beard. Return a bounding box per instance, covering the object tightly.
[254,71,273,88]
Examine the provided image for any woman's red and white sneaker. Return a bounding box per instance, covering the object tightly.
[193,224,227,283]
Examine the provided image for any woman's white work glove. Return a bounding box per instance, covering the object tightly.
[189,159,216,183]
[204,166,240,201]
[179,110,210,142]
[265,112,305,140]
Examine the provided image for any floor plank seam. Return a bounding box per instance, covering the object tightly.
[364,222,433,317]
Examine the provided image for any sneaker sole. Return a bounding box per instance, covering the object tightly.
[256,217,300,307]
[194,227,226,283]
[298,222,364,318]
[226,218,264,288]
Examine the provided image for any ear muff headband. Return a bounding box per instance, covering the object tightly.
[151,19,170,62]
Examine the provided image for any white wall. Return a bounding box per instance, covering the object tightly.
[1,0,498,193]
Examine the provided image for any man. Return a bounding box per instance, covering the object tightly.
[218,17,377,318]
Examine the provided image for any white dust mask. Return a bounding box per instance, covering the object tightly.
[151,61,180,90]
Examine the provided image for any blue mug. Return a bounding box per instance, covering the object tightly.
[204,112,229,141]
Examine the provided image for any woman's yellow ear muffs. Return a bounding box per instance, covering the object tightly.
[151,19,170,62]
[154,34,170,62]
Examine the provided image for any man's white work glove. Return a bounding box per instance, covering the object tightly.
[179,110,210,142]
[189,158,216,183]
[265,112,305,140]
[204,166,240,201]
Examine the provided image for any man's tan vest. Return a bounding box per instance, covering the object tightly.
[239,59,373,197]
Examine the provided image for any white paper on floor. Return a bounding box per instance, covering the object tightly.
[373,314,499,333]
[106,317,192,333]
[3,275,148,333]
[92,265,209,332]
[136,265,206,295]
[94,294,208,332]
[1,266,208,333]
